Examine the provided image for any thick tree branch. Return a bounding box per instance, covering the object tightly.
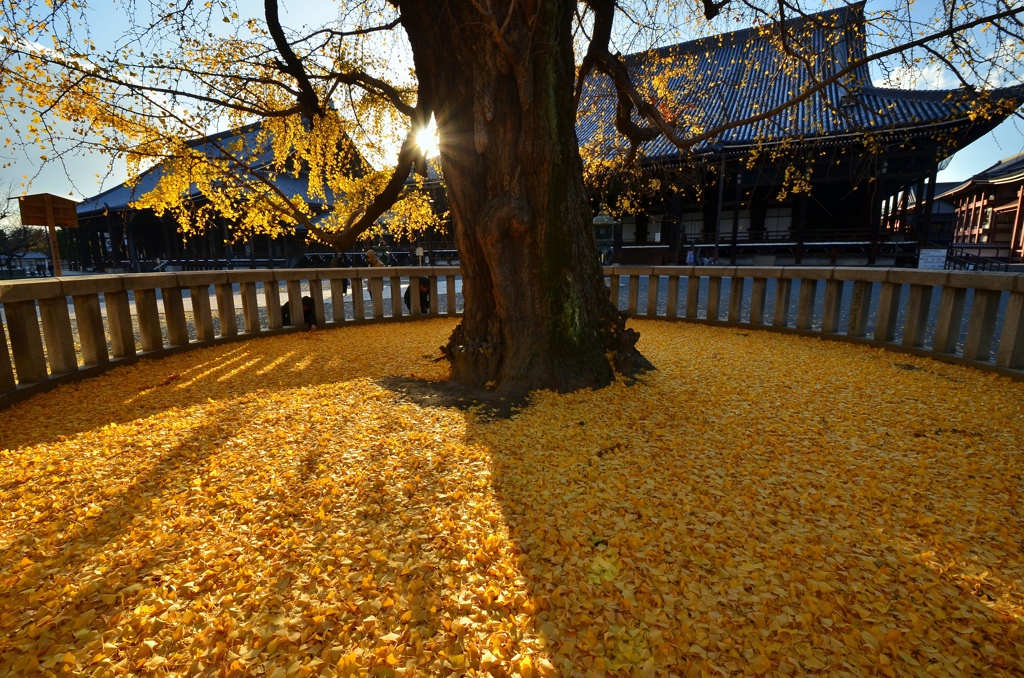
[264,0,324,120]
[314,105,433,251]
[575,0,616,108]
[589,44,682,150]
[326,71,416,117]
[702,0,729,20]
[614,90,659,162]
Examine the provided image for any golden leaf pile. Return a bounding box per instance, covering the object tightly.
[1,320,1022,676]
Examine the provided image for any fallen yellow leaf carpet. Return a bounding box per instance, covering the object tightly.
[1,320,1022,677]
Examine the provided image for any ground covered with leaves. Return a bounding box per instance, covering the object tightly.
[1,319,1022,677]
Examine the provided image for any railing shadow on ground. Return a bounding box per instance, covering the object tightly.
[0,398,234,642]
[0,326,486,673]
[1,265,1023,416]
[2,318,1022,674]
[0,320,453,450]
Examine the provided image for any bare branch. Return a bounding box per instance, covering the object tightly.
[920,44,980,91]
[291,18,402,45]
[326,70,416,118]
[9,47,305,119]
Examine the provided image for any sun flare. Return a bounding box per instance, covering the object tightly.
[414,121,439,158]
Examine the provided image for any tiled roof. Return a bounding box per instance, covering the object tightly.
[577,3,1024,161]
[967,151,1024,183]
[78,122,342,217]
[936,151,1024,199]
[82,4,1023,215]
[909,181,959,203]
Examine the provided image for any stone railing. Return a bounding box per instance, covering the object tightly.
[0,267,462,410]
[1,265,1022,410]
[608,265,1023,379]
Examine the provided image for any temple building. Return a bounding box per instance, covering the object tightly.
[938,152,1024,267]
[578,2,1024,266]
[882,182,959,248]
[71,2,1024,271]
[71,123,452,272]
[70,123,359,272]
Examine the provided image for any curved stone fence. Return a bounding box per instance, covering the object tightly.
[0,267,463,410]
[1,265,1022,410]
[610,265,1023,380]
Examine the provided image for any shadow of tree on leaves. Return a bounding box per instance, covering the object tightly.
[464,324,1024,675]
[1,320,1023,676]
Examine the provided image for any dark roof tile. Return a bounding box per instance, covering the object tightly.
[578,3,1024,161]
[78,122,345,217]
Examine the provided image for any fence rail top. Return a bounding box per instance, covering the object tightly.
[2,264,1023,412]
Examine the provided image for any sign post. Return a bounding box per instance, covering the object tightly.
[917,248,947,270]
[16,193,78,277]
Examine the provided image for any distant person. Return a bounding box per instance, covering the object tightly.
[365,249,385,313]
[403,276,430,314]
[281,295,317,330]
[330,251,350,294]
[685,248,696,265]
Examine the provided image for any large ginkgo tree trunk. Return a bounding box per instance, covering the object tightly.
[397,0,650,397]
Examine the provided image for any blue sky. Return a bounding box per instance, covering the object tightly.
[1,0,1022,201]
[934,117,1024,184]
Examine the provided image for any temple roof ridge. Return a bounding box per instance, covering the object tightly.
[577,3,1024,161]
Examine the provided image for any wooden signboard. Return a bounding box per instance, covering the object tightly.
[17,193,79,277]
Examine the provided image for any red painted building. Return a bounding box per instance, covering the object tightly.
[939,152,1024,266]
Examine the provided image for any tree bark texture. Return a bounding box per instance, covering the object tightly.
[397,0,650,397]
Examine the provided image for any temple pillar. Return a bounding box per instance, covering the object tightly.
[1010,185,1024,259]
[921,165,938,245]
